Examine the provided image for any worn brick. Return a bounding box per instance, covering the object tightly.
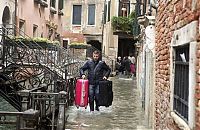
[197,49,200,58]
[196,83,200,90]
[197,75,200,83]
[196,92,200,99]
[155,0,200,129]
[196,123,200,130]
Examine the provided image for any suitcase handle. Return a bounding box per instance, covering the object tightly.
[82,90,85,97]
[82,81,85,97]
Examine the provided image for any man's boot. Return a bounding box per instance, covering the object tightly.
[95,106,99,111]
[95,100,99,111]
[89,102,94,111]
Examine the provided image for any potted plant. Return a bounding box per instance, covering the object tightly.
[111,11,135,34]
[69,42,90,49]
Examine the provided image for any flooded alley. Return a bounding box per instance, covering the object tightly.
[65,77,148,130]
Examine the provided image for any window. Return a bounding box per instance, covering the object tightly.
[48,28,53,40]
[19,20,25,36]
[63,39,69,49]
[119,0,130,17]
[72,5,82,25]
[50,0,57,14]
[170,22,196,129]
[88,4,95,25]
[58,0,64,10]
[173,44,189,121]
[103,1,111,23]
[107,1,111,22]
[50,0,56,8]
[33,25,38,37]
[103,3,107,24]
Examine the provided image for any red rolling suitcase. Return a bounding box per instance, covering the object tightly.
[75,79,89,108]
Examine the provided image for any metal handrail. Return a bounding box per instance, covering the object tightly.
[0,24,84,78]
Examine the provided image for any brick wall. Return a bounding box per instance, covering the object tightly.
[69,48,86,61]
[155,0,200,129]
[196,43,200,130]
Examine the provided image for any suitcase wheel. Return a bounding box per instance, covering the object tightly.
[76,105,79,109]
[85,106,87,109]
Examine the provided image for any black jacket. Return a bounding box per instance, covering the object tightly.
[80,60,111,85]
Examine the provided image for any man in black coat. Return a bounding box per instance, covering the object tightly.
[80,50,111,111]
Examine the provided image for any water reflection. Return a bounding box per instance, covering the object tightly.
[0,97,17,130]
[65,77,147,130]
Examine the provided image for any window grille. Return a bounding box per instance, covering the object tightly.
[173,44,189,121]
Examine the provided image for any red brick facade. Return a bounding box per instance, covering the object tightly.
[155,0,200,129]
[196,44,200,130]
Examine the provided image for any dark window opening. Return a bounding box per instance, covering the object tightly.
[72,5,82,25]
[50,0,56,8]
[63,40,68,49]
[88,4,95,25]
[173,44,189,122]
[58,0,64,10]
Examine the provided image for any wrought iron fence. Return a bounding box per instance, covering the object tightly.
[0,24,84,129]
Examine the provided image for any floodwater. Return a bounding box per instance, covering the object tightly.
[0,97,17,130]
[65,77,147,130]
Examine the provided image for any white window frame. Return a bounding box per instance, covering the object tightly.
[170,21,197,129]
[63,38,70,49]
[50,0,56,8]
[87,4,96,26]
[19,19,25,36]
[33,24,38,37]
[72,4,82,25]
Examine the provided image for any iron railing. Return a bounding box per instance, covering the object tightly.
[173,44,189,121]
[0,24,84,129]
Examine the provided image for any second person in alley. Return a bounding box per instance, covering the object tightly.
[80,50,111,112]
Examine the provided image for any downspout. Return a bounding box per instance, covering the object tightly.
[14,0,17,36]
[143,0,147,15]
[102,0,106,54]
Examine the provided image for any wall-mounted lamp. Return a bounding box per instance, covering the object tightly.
[121,7,127,11]
[121,7,127,17]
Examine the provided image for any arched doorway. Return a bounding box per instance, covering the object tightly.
[86,40,102,58]
[118,38,136,58]
[1,6,11,64]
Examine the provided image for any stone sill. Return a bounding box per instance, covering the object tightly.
[50,7,57,14]
[137,15,146,26]
[58,10,64,16]
[171,112,190,130]
[34,0,41,4]
[40,0,48,8]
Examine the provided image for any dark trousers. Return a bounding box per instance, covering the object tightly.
[89,84,99,111]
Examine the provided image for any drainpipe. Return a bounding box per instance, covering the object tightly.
[14,0,17,36]
[102,0,106,53]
